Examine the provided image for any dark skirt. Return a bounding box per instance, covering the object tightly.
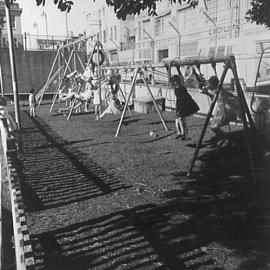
[176,93,200,117]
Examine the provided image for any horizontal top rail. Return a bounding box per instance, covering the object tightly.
[99,56,235,71]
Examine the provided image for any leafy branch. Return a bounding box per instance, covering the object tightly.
[35,0,198,18]
[36,0,73,12]
[246,0,270,29]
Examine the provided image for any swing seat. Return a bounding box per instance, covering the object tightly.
[133,96,165,114]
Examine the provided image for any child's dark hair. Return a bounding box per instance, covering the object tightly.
[208,76,219,89]
[29,88,35,94]
[170,75,181,84]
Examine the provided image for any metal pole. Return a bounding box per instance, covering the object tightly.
[115,68,139,137]
[24,32,27,50]
[65,10,69,42]
[143,29,154,62]
[5,0,21,130]
[27,32,31,50]
[45,13,49,48]
[168,21,181,58]
[96,41,102,114]
[141,71,168,131]
[38,47,61,106]
[110,38,118,61]
[0,62,4,97]
[187,64,229,176]
[202,11,217,55]
[50,49,74,112]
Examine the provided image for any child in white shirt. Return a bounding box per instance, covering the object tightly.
[29,89,36,117]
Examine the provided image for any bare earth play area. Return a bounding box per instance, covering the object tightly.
[2,101,270,270]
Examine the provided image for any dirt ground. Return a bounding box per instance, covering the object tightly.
[3,101,270,269]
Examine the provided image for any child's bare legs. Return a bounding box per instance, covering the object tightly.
[175,117,186,139]
[84,102,89,112]
[179,117,189,140]
[95,104,101,120]
[30,106,35,117]
[175,118,181,135]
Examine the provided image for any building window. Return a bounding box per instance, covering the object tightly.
[142,19,150,40]
[12,16,16,29]
[0,15,15,30]
[114,25,117,41]
[143,48,151,59]
[217,46,225,57]
[181,42,198,57]
[0,15,5,29]
[102,7,105,19]
[155,19,161,36]
[103,30,106,43]
[256,41,270,54]
[266,68,270,78]
[158,49,168,62]
[227,45,233,55]
[110,27,113,40]
[138,22,141,41]
[155,13,171,36]
[208,47,215,57]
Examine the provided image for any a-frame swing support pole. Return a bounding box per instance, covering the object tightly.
[50,50,74,106]
[65,51,88,120]
[115,68,139,137]
[187,63,230,176]
[66,84,82,120]
[118,85,133,117]
[75,50,85,70]
[96,41,103,114]
[50,49,75,112]
[59,50,74,74]
[230,57,257,185]
[38,47,61,106]
[141,70,168,132]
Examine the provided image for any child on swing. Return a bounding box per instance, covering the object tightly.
[171,74,199,140]
[204,76,240,138]
[97,79,121,120]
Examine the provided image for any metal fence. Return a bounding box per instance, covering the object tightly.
[0,33,86,51]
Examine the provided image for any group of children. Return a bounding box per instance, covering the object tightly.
[56,67,122,120]
[29,64,240,143]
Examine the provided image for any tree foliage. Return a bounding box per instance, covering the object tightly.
[246,0,270,29]
[35,0,198,19]
[35,0,73,12]
[34,0,270,28]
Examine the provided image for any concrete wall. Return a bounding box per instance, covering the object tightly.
[0,48,56,94]
[0,48,85,95]
[120,82,270,125]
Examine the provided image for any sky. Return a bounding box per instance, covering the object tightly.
[16,0,91,37]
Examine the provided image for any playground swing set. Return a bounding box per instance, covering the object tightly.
[102,55,257,184]
[161,56,256,180]
[37,37,136,121]
[36,36,261,185]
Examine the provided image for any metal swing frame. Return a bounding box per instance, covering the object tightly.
[162,56,256,183]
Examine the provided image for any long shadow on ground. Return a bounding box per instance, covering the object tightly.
[17,111,131,212]
[30,130,270,270]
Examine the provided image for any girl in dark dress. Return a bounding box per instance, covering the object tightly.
[171,75,200,140]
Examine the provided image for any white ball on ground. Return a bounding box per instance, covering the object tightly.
[149,131,157,138]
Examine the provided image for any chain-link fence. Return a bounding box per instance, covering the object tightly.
[0,33,86,51]
[23,33,87,51]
